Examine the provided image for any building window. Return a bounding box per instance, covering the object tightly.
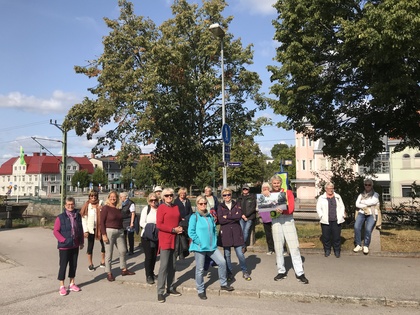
[302,160,306,171]
[308,139,312,147]
[29,175,32,181]
[301,137,305,147]
[67,165,71,170]
[34,175,37,182]
[14,176,17,181]
[44,175,49,181]
[402,154,411,168]
[309,160,313,171]
[402,185,414,198]
[50,175,56,181]
[51,186,56,193]
[73,166,77,170]
[415,153,420,168]
[382,186,390,202]
[14,166,17,170]
[67,175,71,181]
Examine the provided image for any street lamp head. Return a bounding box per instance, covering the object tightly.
[209,23,225,38]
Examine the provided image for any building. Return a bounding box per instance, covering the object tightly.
[294,131,420,206]
[0,152,94,197]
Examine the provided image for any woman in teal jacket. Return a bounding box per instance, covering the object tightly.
[188,195,234,300]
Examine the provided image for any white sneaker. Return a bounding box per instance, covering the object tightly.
[363,246,369,254]
[266,251,274,255]
[353,245,362,252]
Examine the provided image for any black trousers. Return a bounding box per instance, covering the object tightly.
[57,247,79,281]
[321,221,342,254]
[141,237,158,278]
[263,222,275,252]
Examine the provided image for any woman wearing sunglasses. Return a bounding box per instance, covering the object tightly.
[139,193,159,284]
[188,195,234,300]
[217,189,252,282]
[156,188,183,303]
[354,179,380,255]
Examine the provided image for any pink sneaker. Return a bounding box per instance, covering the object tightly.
[68,283,81,292]
[59,286,67,296]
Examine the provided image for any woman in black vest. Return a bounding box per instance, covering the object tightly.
[120,192,136,255]
[53,196,84,296]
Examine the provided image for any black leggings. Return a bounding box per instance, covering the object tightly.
[86,232,105,255]
[58,247,79,281]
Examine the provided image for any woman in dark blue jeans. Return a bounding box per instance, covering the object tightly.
[354,179,380,255]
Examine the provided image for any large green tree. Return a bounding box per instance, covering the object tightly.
[227,137,265,188]
[265,143,296,181]
[269,0,420,165]
[132,157,156,189]
[64,0,268,187]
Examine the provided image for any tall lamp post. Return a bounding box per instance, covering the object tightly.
[209,23,227,189]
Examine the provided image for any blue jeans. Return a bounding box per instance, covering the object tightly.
[224,246,248,276]
[354,213,376,247]
[240,219,253,246]
[194,250,228,293]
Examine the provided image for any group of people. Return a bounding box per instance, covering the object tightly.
[316,178,381,257]
[52,175,378,301]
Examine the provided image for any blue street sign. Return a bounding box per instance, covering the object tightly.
[222,124,231,144]
[228,162,242,167]
[224,153,231,162]
[224,144,230,153]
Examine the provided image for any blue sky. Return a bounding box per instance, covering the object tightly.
[0,0,294,165]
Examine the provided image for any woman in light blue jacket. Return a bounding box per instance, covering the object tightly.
[316,182,346,258]
[188,195,234,300]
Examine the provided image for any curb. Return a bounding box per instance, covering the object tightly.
[120,279,420,309]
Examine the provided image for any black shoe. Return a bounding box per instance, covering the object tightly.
[198,292,207,300]
[227,273,235,282]
[147,276,155,284]
[167,288,182,296]
[157,294,165,303]
[88,264,95,272]
[274,273,287,281]
[334,252,341,258]
[324,251,331,257]
[127,251,134,256]
[296,274,309,284]
[220,285,234,292]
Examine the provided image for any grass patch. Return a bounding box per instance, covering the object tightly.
[253,223,420,253]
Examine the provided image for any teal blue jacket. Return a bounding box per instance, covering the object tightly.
[188,211,217,252]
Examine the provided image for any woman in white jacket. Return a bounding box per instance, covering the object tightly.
[316,182,346,258]
[353,178,380,255]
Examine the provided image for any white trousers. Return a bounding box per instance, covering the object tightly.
[272,214,304,276]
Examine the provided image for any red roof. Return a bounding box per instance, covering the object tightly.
[0,154,94,175]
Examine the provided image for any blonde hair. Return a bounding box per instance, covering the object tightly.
[221,188,232,196]
[105,190,120,208]
[261,182,271,192]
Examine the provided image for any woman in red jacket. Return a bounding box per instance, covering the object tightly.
[156,188,183,303]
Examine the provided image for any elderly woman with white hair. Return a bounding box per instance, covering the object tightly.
[316,182,346,258]
[156,187,183,303]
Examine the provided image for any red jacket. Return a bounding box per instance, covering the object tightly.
[156,203,181,250]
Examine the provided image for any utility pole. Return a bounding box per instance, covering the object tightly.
[50,120,67,212]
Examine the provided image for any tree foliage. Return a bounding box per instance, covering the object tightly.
[71,169,90,189]
[132,157,156,189]
[91,167,108,187]
[227,137,265,187]
[269,0,420,165]
[269,143,296,180]
[64,0,268,187]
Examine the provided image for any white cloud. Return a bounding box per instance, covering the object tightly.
[233,0,276,16]
[0,91,81,114]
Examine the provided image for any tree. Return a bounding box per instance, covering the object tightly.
[269,0,420,165]
[71,170,90,189]
[64,0,268,187]
[227,137,265,188]
[132,157,156,189]
[120,165,134,188]
[91,167,108,188]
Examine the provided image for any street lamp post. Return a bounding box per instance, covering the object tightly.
[50,120,67,212]
[209,23,227,189]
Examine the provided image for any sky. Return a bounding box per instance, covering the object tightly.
[0,0,295,165]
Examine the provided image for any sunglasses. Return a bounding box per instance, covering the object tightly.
[242,188,249,190]
[198,202,207,205]
[164,194,174,198]
[149,199,158,202]
[364,184,372,186]
[222,194,231,197]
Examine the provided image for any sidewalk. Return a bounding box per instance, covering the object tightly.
[0,227,419,308]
